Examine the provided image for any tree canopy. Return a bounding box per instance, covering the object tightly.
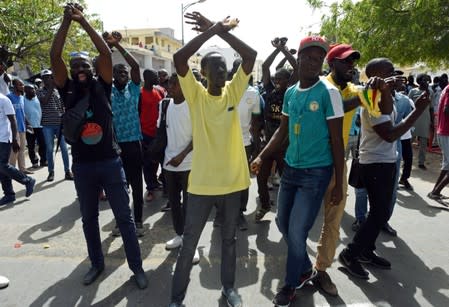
[0,0,101,73]
[307,0,449,68]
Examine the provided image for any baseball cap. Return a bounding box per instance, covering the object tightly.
[298,36,329,54]
[41,69,52,76]
[326,44,360,62]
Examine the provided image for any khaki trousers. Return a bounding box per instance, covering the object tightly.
[315,163,348,271]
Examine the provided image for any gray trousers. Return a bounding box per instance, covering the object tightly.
[418,137,428,165]
[171,190,242,303]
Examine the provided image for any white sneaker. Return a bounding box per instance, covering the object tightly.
[0,275,9,289]
[192,248,200,265]
[272,173,281,186]
[165,235,183,250]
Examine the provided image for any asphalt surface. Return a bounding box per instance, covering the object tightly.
[1,148,448,307]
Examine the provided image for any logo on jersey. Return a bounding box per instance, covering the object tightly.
[309,101,319,112]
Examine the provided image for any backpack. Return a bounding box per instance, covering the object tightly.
[142,98,170,163]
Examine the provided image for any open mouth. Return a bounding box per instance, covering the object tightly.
[78,73,87,82]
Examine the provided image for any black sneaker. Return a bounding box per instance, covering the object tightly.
[296,268,317,289]
[47,171,54,182]
[351,219,364,232]
[359,250,391,269]
[399,179,413,191]
[338,248,369,279]
[427,192,442,200]
[381,223,397,236]
[418,164,427,170]
[273,285,296,306]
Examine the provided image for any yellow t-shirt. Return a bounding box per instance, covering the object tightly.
[326,74,359,148]
[178,66,251,195]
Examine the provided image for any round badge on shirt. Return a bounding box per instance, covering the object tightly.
[80,122,103,145]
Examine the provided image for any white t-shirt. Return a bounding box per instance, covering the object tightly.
[162,99,193,172]
[0,93,15,142]
[0,73,10,95]
[238,86,261,146]
[359,107,397,164]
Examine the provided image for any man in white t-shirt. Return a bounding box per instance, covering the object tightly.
[0,62,10,95]
[0,92,36,206]
[162,73,198,265]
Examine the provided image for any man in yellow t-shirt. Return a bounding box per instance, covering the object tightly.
[314,44,361,296]
[169,12,257,307]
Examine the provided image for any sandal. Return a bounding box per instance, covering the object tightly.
[255,207,270,223]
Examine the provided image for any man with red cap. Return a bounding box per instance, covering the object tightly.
[251,36,344,306]
[313,43,361,296]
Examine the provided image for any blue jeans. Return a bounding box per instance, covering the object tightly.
[72,157,143,273]
[42,125,70,172]
[354,187,368,221]
[276,164,332,287]
[0,142,31,197]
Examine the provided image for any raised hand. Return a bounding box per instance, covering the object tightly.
[65,2,85,23]
[414,90,431,111]
[103,31,122,47]
[366,76,390,92]
[184,11,214,32]
[271,37,288,50]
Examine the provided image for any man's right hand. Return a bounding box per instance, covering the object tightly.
[250,157,263,175]
[415,91,431,111]
[12,139,20,153]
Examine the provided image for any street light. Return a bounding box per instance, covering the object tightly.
[181,0,207,45]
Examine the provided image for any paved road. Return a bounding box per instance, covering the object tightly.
[1,149,448,307]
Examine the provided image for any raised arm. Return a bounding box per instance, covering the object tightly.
[105,31,141,84]
[72,5,112,83]
[373,91,431,142]
[175,12,256,76]
[262,40,282,87]
[50,5,72,88]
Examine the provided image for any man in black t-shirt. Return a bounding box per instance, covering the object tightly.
[255,37,295,222]
[50,3,147,289]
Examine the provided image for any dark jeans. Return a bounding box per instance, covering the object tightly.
[165,169,189,235]
[119,141,144,223]
[276,164,332,287]
[26,128,46,165]
[72,157,143,273]
[142,134,160,191]
[256,149,285,209]
[171,191,242,303]
[348,163,396,256]
[400,138,413,180]
[0,142,31,197]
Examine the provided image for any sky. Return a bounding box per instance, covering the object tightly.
[85,0,333,61]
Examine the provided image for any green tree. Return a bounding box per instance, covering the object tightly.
[0,0,102,73]
[307,0,449,68]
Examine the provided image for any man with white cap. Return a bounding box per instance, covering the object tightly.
[37,69,73,180]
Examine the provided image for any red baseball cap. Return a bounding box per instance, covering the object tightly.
[326,44,360,62]
[298,36,329,54]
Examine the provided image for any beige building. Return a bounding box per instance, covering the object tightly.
[112,27,182,74]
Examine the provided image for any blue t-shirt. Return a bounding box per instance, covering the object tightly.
[282,78,343,169]
[24,96,42,128]
[111,81,142,142]
[7,93,26,133]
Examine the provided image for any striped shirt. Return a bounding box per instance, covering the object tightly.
[37,87,64,126]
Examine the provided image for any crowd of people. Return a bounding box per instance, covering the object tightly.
[1,4,448,307]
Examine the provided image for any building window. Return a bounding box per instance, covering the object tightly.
[131,37,139,45]
[167,45,171,52]
[161,40,165,47]
[145,36,154,44]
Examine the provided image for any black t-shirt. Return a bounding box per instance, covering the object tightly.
[262,81,287,140]
[58,77,119,163]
